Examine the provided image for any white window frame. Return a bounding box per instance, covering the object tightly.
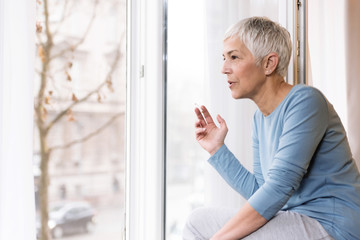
[0,0,37,239]
[126,0,166,239]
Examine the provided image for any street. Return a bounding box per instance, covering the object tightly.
[58,206,124,240]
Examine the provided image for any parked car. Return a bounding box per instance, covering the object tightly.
[36,201,96,239]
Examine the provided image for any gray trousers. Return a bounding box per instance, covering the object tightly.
[183,207,334,240]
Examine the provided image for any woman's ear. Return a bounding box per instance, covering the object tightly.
[263,53,279,76]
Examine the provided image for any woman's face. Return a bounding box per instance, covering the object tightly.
[222,37,266,100]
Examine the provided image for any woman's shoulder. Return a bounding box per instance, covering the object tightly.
[253,84,329,121]
[287,84,328,108]
[290,84,324,97]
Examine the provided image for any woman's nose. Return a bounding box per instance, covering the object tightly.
[222,61,231,75]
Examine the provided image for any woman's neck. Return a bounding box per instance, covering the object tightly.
[253,77,293,116]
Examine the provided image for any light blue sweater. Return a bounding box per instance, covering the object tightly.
[209,84,360,240]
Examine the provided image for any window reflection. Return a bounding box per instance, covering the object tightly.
[34,0,126,239]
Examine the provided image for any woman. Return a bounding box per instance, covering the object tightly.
[183,17,360,240]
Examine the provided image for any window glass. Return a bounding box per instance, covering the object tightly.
[34,0,126,239]
[166,0,208,239]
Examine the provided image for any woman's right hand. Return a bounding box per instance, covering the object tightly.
[194,105,228,156]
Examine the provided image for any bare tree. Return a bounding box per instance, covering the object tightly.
[35,0,125,239]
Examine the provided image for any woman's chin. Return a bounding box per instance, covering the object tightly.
[231,91,243,99]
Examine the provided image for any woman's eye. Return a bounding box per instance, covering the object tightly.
[223,55,239,61]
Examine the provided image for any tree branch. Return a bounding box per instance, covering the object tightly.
[49,112,124,151]
[36,0,53,107]
[36,32,44,46]
[49,0,98,61]
[45,46,122,132]
[43,0,53,47]
[52,0,72,36]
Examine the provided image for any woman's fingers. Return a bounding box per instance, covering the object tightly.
[195,105,215,126]
[216,114,228,131]
[195,119,206,128]
[195,119,206,136]
[194,107,205,122]
[200,105,215,124]
[195,127,206,135]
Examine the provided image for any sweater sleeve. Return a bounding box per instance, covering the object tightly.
[248,88,329,220]
[208,144,260,200]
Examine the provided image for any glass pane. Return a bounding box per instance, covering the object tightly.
[34,0,126,239]
[166,0,208,239]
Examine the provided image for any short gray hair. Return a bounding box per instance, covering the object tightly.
[224,17,292,77]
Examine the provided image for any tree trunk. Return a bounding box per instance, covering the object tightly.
[39,127,51,240]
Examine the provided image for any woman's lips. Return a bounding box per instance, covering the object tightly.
[228,81,236,88]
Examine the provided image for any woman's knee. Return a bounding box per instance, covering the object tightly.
[183,207,210,240]
[186,207,209,227]
[183,207,237,240]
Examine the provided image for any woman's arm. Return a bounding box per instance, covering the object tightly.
[209,144,261,199]
[211,202,267,240]
[195,106,261,198]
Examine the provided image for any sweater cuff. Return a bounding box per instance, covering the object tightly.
[248,183,289,220]
[208,144,228,165]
